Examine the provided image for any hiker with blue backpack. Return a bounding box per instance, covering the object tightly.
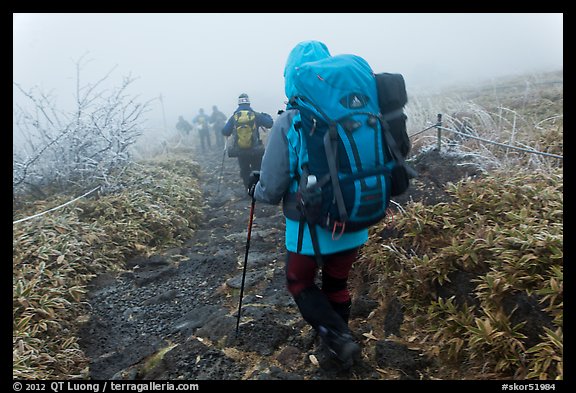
[222,94,274,192]
[247,40,414,369]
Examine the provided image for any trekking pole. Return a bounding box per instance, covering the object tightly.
[235,194,256,337]
[217,138,227,194]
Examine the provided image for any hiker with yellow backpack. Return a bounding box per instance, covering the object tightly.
[222,93,273,192]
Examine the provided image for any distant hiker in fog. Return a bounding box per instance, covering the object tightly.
[210,105,227,148]
[193,108,212,152]
[176,115,192,136]
[222,93,273,191]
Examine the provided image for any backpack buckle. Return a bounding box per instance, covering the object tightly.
[309,118,317,136]
[331,221,346,240]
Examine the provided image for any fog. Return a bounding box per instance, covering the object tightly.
[13,13,563,134]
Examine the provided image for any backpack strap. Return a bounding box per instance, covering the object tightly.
[295,165,307,255]
[297,215,305,253]
[381,108,405,122]
[248,110,258,145]
[295,165,325,267]
[379,117,418,178]
[296,216,324,267]
[323,123,348,224]
[307,222,324,267]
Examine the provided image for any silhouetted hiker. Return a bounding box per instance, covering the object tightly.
[176,115,192,136]
[193,108,211,152]
[210,105,227,148]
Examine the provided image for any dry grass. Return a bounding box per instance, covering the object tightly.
[13,150,204,379]
[360,169,563,379]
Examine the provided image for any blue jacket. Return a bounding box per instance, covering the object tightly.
[221,104,274,139]
[253,41,368,255]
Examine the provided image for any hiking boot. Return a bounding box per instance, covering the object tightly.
[294,287,360,368]
[318,325,360,369]
[330,300,352,325]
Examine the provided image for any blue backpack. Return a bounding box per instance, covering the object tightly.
[284,54,414,261]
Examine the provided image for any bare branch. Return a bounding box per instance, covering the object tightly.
[13,57,149,198]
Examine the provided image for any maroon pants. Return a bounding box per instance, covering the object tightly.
[286,248,358,304]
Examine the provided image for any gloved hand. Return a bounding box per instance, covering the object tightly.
[247,171,260,197]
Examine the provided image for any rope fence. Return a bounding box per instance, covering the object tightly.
[12,185,101,225]
[410,113,563,160]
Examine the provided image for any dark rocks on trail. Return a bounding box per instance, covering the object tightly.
[392,148,485,207]
[226,271,265,289]
[383,296,404,338]
[171,304,225,336]
[375,340,433,380]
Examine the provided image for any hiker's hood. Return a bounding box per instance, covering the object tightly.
[284,40,331,99]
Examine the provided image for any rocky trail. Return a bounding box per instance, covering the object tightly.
[79,145,483,381]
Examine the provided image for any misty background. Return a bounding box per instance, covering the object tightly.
[13,13,563,143]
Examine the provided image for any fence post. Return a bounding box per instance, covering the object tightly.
[436,113,443,151]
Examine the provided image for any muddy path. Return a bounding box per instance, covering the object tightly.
[79,146,483,380]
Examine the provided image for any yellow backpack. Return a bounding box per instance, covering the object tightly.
[233,110,257,149]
